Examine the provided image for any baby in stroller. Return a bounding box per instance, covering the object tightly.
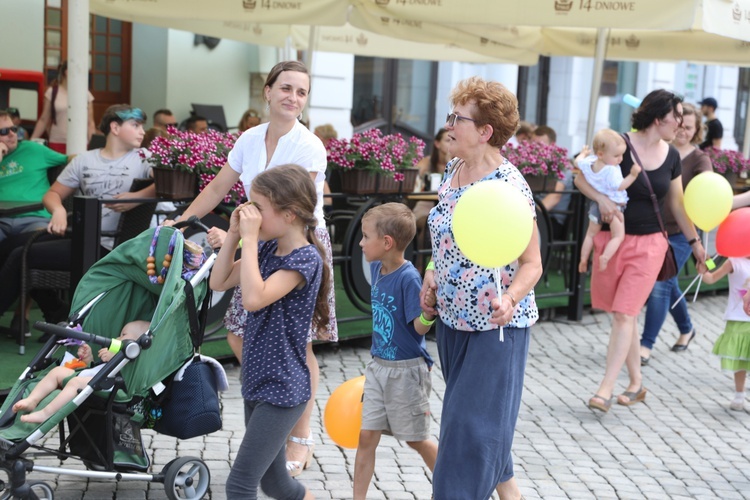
[12,320,149,423]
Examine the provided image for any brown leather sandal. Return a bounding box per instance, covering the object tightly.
[617,386,647,406]
[588,394,613,412]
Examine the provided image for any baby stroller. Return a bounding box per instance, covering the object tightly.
[0,219,222,500]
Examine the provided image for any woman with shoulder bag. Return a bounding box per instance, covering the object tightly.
[639,103,713,364]
[575,90,707,412]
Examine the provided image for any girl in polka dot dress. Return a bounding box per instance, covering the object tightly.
[210,164,331,500]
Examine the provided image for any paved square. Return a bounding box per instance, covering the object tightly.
[28,294,750,498]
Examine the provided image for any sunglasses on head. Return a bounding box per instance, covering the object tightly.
[0,126,18,136]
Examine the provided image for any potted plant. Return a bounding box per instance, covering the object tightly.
[703,147,750,187]
[500,140,570,192]
[326,129,425,194]
[142,127,245,203]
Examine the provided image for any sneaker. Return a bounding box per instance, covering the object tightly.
[730,396,745,411]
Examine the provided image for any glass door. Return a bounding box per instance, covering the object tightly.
[351,57,437,143]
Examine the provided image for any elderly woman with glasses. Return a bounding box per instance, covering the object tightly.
[575,89,706,413]
[420,76,542,500]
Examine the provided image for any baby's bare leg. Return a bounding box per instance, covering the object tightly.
[13,366,75,413]
[579,222,602,273]
[600,217,625,271]
[20,376,91,424]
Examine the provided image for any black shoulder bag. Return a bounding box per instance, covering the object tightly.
[622,134,678,282]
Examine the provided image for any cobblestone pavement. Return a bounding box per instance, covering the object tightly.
[19,294,750,499]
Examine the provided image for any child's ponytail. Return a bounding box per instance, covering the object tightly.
[306,224,332,338]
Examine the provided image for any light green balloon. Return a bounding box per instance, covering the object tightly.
[453,180,534,268]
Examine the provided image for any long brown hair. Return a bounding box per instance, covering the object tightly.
[427,128,448,173]
[251,164,331,336]
[50,61,67,126]
[680,102,704,145]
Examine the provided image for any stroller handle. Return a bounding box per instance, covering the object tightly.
[173,215,210,233]
[33,322,149,351]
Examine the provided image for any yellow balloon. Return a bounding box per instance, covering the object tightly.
[684,172,733,231]
[324,375,365,449]
[452,180,534,268]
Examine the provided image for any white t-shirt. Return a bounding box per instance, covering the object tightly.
[725,258,750,322]
[44,86,95,144]
[227,121,327,229]
[577,154,628,205]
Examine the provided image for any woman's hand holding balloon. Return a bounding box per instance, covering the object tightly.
[489,294,514,326]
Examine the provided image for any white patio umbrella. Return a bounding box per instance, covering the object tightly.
[90,0,701,30]
[87,0,348,26]
[120,15,540,64]
[68,0,749,153]
[355,0,702,29]
[536,0,750,148]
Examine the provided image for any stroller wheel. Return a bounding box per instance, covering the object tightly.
[0,467,10,500]
[0,479,54,500]
[163,456,210,500]
[27,482,54,500]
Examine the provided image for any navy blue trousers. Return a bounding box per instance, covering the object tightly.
[433,321,530,500]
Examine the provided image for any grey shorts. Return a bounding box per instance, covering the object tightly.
[588,201,626,224]
[361,357,432,442]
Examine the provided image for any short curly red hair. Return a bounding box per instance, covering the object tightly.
[449,76,520,147]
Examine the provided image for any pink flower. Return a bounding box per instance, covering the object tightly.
[145,128,244,205]
[705,147,750,174]
[326,130,425,181]
[500,141,569,179]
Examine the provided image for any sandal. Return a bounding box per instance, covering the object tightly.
[286,433,314,477]
[617,386,647,406]
[588,394,613,413]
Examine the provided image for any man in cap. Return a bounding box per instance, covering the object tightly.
[699,97,723,150]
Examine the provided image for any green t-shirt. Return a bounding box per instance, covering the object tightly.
[0,141,68,219]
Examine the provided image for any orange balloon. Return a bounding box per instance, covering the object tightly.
[324,375,365,449]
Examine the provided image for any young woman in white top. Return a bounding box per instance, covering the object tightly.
[31,61,97,154]
[169,60,336,476]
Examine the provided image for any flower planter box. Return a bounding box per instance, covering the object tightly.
[722,170,738,190]
[523,173,559,193]
[340,168,419,195]
[153,167,198,200]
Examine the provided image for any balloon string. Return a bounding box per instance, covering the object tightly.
[671,248,719,310]
[690,231,711,303]
[671,274,701,310]
[494,267,504,342]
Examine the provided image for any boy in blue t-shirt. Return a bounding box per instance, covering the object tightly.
[353,202,438,499]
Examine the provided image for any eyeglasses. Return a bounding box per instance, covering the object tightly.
[0,126,19,136]
[446,112,478,127]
